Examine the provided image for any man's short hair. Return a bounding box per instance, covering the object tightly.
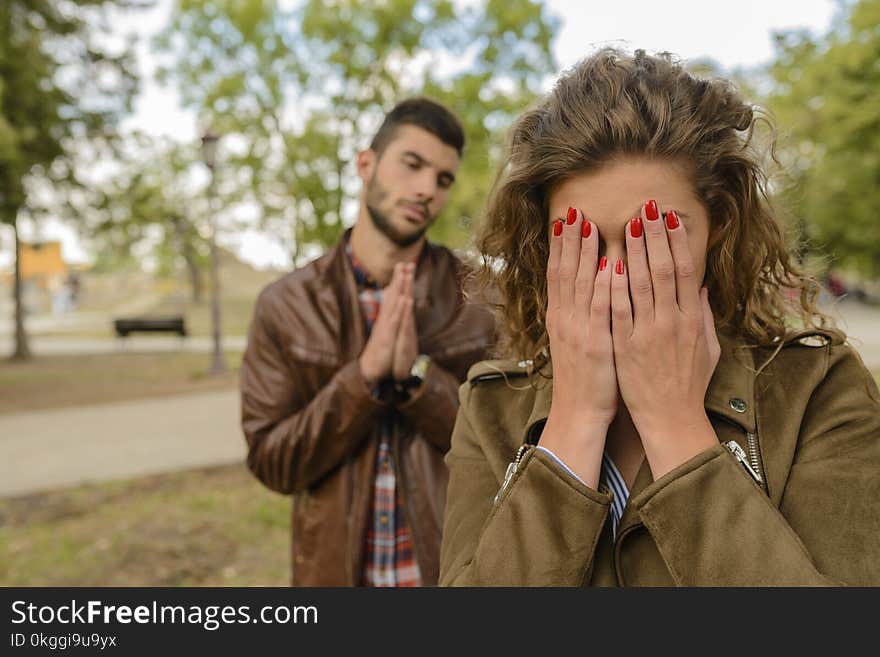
[369,97,465,157]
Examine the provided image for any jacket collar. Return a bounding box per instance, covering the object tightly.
[313,229,367,361]
[520,328,758,448]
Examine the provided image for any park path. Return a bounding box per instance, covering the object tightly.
[820,298,880,370]
[0,335,247,356]
[0,389,244,498]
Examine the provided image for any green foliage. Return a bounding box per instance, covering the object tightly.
[0,1,141,224]
[768,0,880,276]
[90,135,210,296]
[0,0,143,358]
[156,0,558,261]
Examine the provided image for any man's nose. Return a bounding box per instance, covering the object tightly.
[412,170,437,201]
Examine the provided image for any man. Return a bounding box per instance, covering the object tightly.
[240,97,495,586]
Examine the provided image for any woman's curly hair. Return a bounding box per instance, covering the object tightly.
[477,48,837,362]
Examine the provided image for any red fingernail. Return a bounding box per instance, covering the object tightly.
[666,209,680,230]
[553,220,563,236]
[599,256,608,271]
[566,206,578,225]
[645,199,659,221]
[630,217,642,238]
[582,220,591,239]
[615,258,625,275]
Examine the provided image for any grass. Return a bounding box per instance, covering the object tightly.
[0,464,290,586]
[0,351,243,415]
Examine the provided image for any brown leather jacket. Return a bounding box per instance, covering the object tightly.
[241,231,495,586]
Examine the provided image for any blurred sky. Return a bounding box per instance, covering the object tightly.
[2,0,837,271]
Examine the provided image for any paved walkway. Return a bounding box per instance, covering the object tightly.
[0,389,245,498]
[0,335,248,356]
[822,298,880,369]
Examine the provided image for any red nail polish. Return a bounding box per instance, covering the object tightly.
[599,256,607,271]
[566,206,578,225]
[630,217,642,238]
[666,209,680,230]
[582,220,591,239]
[645,199,659,221]
[553,220,563,237]
[615,258,624,275]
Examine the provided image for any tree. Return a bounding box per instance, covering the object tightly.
[0,0,142,359]
[90,135,210,303]
[155,0,558,264]
[768,0,880,277]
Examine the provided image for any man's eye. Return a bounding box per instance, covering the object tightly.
[405,161,420,170]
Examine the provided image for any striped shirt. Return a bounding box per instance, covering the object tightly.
[601,453,629,539]
[348,244,422,587]
[537,446,631,540]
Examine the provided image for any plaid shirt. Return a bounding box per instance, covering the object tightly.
[348,245,422,587]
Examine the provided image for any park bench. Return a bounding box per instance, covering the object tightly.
[113,316,187,338]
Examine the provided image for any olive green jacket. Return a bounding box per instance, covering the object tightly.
[439,328,880,586]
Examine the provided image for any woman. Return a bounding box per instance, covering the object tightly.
[439,49,880,586]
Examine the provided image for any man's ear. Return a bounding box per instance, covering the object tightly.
[356,149,376,183]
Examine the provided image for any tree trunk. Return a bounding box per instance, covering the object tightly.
[291,206,301,268]
[183,244,203,304]
[11,217,32,361]
[173,215,203,304]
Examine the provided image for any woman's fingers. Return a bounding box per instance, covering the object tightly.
[558,206,582,308]
[589,255,613,337]
[547,218,563,316]
[641,199,677,319]
[625,215,653,324]
[665,210,701,317]
[610,257,634,341]
[574,213,598,312]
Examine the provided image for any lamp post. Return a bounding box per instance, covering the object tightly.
[201,128,226,375]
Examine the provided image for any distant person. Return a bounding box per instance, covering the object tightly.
[50,275,72,315]
[440,49,880,586]
[826,271,847,298]
[241,98,495,586]
[66,272,81,306]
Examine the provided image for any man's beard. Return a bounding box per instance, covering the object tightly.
[365,175,430,248]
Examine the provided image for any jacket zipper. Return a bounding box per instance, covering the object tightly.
[724,440,763,484]
[745,432,764,484]
[494,444,532,505]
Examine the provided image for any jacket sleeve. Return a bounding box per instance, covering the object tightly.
[628,343,880,586]
[439,382,613,586]
[395,361,462,452]
[240,291,386,494]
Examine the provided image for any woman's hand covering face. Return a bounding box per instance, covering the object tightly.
[545,158,721,479]
[608,200,721,476]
